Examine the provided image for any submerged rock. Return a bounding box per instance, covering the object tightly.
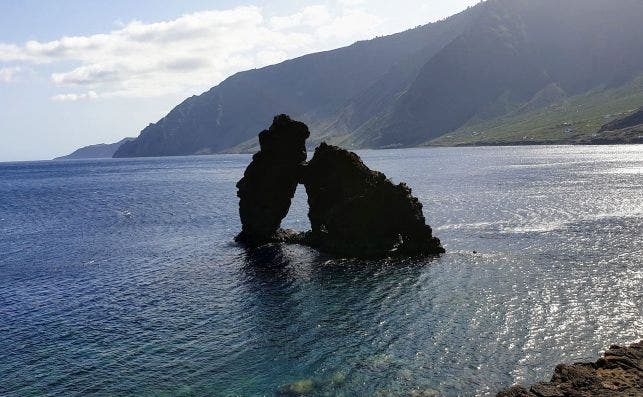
[496,341,643,397]
[330,371,347,386]
[235,115,444,258]
[407,389,440,397]
[276,378,316,396]
[235,114,309,245]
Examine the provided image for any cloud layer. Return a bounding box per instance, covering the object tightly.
[0,3,383,101]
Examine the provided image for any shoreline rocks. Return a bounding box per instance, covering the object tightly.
[497,341,642,397]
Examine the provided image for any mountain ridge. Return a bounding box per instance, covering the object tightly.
[114,0,643,158]
[114,4,481,157]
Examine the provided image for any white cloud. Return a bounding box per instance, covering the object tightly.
[270,5,332,30]
[0,66,21,83]
[0,4,383,101]
[51,64,120,85]
[51,90,99,102]
[317,8,382,41]
[337,0,367,7]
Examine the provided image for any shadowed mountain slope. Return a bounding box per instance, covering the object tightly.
[114,9,476,157]
[352,0,643,147]
[115,0,643,157]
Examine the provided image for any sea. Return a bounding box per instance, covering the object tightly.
[1,145,641,397]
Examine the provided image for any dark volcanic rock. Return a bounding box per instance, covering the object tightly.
[589,108,643,144]
[235,115,309,245]
[235,115,444,258]
[599,108,643,133]
[302,143,444,258]
[497,341,643,397]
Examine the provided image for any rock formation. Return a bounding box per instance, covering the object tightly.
[599,108,643,133]
[302,143,444,258]
[497,341,643,397]
[235,114,309,245]
[587,108,643,144]
[235,115,444,258]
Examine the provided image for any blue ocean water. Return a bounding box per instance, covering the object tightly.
[0,145,641,397]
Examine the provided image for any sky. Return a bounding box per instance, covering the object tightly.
[0,0,481,161]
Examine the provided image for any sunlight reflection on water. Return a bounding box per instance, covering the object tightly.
[0,145,641,396]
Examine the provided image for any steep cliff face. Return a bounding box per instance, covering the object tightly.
[114,12,473,157]
[355,0,643,147]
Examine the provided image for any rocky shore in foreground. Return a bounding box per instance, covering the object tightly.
[497,341,642,397]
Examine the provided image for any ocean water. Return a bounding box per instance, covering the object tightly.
[0,145,641,397]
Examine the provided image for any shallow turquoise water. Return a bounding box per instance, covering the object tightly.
[0,146,641,396]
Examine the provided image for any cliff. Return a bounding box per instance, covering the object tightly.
[115,0,643,157]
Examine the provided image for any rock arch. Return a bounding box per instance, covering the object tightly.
[236,114,444,258]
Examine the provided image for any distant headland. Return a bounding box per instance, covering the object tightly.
[54,138,134,160]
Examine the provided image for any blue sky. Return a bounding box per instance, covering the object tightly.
[0,0,480,161]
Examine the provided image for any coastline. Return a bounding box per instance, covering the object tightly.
[497,341,643,397]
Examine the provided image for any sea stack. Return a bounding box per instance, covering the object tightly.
[302,142,444,258]
[235,114,444,258]
[235,114,309,245]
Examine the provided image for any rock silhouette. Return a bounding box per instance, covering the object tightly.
[236,115,444,258]
[235,114,309,245]
[302,143,444,257]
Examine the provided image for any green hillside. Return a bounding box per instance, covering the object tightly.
[429,76,643,146]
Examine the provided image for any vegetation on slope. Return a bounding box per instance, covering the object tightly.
[429,76,643,146]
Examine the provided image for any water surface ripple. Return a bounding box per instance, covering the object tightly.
[0,145,641,396]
